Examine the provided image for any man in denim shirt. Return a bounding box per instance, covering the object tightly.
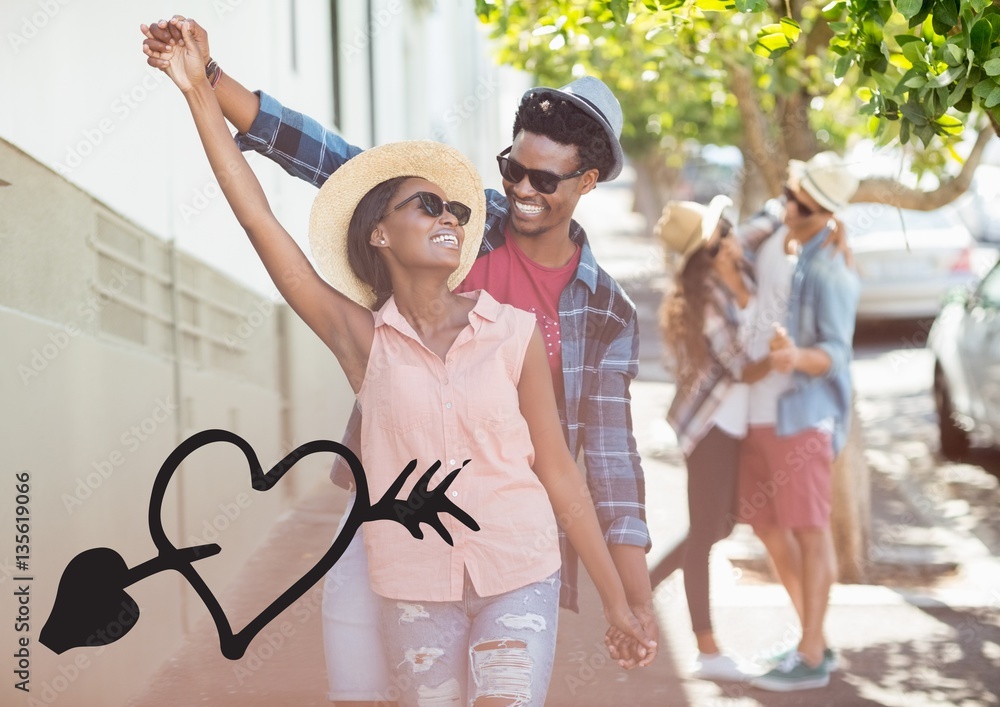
[737,152,860,692]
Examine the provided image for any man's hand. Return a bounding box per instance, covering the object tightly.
[141,16,211,72]
[770,345,799,373]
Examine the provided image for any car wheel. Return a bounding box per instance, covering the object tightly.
[934,364,969,460]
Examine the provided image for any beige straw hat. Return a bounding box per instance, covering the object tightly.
[656,194,733,271]
[308,141,486,309]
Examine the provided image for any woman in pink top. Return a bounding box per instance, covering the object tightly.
[159,22,653,705]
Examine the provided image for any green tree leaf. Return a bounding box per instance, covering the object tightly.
[985,58,1000,76]
[987,84,1000,108]
[896,0,923,21]
[610,0,630,24]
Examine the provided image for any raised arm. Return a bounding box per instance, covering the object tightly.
[517,328,656,663]
[157,21,373,391]
[142,16,363,186]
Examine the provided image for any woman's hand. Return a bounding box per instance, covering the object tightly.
[141,16,211,72]
[151,21,207,93]
[603,601,657,668]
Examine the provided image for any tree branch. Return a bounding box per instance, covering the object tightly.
[851,124,995,209]
[726,59,786,196]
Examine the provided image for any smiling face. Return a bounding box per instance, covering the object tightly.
[503,131,598,240]
[374,177,466,273]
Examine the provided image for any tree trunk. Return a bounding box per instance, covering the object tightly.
[831,400,871,582]
[631,150,680,236]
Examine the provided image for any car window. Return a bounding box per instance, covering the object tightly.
[841,204,958,238]
[976,264,1000,308]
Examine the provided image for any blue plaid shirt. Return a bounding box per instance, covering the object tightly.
[235,92,651,611]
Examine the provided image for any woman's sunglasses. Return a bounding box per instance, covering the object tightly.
[782,186,827,217]
[707,220,733,258]
[391,191,472,226]
[496,146,589,195]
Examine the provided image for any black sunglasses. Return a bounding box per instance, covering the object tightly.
[707,220,733,258]
[391,191,471,226]
[496,147,589,195]
[783,186,827,217]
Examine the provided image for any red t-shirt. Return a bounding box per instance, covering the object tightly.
[457,231,581,399]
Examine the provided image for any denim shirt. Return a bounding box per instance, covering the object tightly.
[778,229,860,454]
[234,91,649,611]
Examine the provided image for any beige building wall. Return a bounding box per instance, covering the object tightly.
[0,138,353,706]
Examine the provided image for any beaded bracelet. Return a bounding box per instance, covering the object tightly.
[205,58,222,89]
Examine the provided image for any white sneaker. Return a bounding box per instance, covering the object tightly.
[690,652,749,681]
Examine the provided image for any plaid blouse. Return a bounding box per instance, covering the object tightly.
[235,92,650,611]
[666,269,756,456]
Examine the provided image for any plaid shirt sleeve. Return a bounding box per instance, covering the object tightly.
[704,294,745,380]
[581,311,651,551]
[736,197,784,262]
[234,91,363,187]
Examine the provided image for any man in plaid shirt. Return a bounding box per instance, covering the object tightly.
[143,15,656,696]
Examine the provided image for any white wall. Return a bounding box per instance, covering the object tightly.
[0,1,522,703]
[0,0,515,296]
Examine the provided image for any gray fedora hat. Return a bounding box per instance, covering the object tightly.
[524,76,625,182]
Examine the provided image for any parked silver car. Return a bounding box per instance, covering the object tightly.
[842,203,987,320]
[928,261,1000,458]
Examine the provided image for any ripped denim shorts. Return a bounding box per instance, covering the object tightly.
[376,570,561,706]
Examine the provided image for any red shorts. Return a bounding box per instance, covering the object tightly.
[737,425,833,530]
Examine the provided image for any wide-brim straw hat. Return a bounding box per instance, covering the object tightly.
[787,151,859,213]
[308,141,486,309]
[657,194,733,272]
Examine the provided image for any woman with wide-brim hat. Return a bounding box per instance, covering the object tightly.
[657,196,769,683]
[159,21,652,705]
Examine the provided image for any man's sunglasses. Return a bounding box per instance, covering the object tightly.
[707,220,733,258]
[783,186,827,217]
[496,147,589,195]
[391,191,472,226]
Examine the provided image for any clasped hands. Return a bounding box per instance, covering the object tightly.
[769,322,799,373]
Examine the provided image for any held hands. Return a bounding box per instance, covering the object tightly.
[602,602,658,669]
[769,323,799,373]
[140,16,210,72]
[147,20,208,93]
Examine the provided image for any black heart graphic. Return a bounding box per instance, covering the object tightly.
[42,429,479,660]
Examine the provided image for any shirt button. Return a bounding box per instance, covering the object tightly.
[443,378,449,385]
[445,402,453,409]
[452,491,458,497]
[449,459,456,465]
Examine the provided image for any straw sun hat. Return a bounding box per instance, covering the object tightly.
[657,194,733,272]
[308,141,486,309]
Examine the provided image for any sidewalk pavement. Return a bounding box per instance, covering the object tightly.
[127,372,1000,706]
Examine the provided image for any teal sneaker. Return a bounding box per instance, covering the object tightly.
[751,651,830,692]
[766,646,838,673]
